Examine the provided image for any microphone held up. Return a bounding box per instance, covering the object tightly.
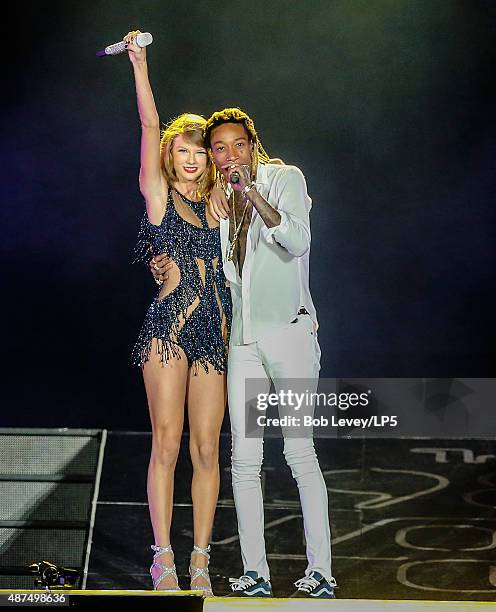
[96,32,153,57]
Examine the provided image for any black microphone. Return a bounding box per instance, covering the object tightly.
[96,32,153,57]
[230,172,240,184]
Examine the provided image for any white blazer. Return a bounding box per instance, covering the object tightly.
[220,163,318,346]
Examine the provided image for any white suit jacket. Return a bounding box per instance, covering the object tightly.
[220,163,318,346]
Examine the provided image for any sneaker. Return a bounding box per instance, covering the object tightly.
[291,571,336,598]
[227,571,273,597]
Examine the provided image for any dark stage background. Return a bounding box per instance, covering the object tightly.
[2,1,495,430]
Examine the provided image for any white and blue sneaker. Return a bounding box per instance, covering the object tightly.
[227,571,273,597]
[291,571,336,598]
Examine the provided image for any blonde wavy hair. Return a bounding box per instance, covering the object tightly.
[204,108,278,185]
[160,113,215,198]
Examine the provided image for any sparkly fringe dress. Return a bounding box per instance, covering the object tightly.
[132,189,231,373]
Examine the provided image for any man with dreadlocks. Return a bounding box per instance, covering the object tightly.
[152,108,336,598]
[207,108,336,599]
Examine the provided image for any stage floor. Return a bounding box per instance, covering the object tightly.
[85,432,496,601]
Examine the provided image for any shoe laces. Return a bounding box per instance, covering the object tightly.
[294,574,321,592]
[229,574,257,591]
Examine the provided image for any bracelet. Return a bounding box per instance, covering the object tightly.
[241,182,256,198]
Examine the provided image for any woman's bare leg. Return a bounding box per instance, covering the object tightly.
[143,340,189,589]
[187,365,227,588]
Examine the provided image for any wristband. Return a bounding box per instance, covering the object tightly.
[241,182,256,198]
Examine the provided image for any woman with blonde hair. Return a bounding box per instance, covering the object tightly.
[123,31,231,596]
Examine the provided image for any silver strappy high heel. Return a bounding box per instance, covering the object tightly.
[189,544,213,597]
[150,544,181,591]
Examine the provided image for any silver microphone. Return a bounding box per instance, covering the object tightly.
[96,32,153,57]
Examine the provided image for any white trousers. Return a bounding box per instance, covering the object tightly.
[228,315,332,581]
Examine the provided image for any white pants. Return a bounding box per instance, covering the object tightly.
[228,315,332,581]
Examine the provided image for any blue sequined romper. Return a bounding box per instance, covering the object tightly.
[132,189,231,373]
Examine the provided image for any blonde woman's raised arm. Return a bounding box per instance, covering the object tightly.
[124,30,166,224]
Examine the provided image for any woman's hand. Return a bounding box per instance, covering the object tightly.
[150,254,173,284]
[124,30,146,64]
[208,186,230,221]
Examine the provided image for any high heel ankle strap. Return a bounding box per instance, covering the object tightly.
[151,544,173,556]
[150,545,180,591]
[192,544,211,559]
[189,545,212,596]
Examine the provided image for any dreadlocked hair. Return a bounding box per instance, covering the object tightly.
[159,113,215,199]
[204,108,273,185]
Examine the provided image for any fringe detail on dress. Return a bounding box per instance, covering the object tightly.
[131,201,231,374]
